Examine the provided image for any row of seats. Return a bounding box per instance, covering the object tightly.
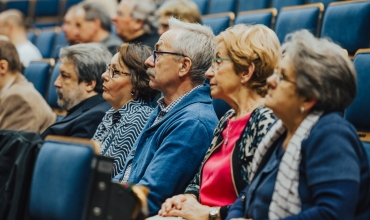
[202,1,370,56]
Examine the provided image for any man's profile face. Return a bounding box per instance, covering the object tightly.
[74,8,97,43]
[112,0,135,41]
[61,10,79,44]
[54,61,85,110]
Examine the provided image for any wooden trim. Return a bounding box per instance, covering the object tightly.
[281,3,324,12]
[358,131,370,142]
[354,48,370,57]
[329,0,370,7]
[44,135,101,154]
[202,12,235,21]
[238,8,278,17]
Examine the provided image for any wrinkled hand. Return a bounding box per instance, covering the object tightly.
[163,195,210,220]
[158,194,189,216]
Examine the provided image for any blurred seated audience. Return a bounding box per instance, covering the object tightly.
[61,5,79,45]
[41,43,111,139]
[113,0,159,48]
[92,43,159,177]
[157,24,280,220]
[226,30,370,220]
[0,10,42,66]
[0,40,55,132]
[84,0,117,18]
[156,0,202,36]
[112,17,219,216]
[75,2,122,55]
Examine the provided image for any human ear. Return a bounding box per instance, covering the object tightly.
[178,57,192,78]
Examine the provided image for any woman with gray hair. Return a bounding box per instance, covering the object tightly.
[226,30,370,220]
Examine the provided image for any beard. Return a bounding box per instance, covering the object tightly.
[56,86,85,111]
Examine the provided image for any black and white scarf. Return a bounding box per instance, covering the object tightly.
[249,111,322,219]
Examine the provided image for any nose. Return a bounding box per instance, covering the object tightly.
[54,75,62,88]
[205,67,214,79]
[101,69,110,81]
[145,55,155,68]
[266,73,277,89]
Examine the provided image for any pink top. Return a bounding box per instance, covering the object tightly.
[200,112,252,207]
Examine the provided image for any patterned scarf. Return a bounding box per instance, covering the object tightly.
[249,111,322,219]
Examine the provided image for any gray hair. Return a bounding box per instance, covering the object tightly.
[169,17,216,85]
[59,43,112,93]
[79,2,111,32]
[282,30,356,112]
[130,0,158,34]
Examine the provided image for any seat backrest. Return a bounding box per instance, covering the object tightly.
[29,136,96,220]
[275,3,323,43]
[237,0,270,12]
[1,0,30,16]
[362,141,370,167]
[202,12,235,35]
[193,0,209,15]
[235,8,277,28]
[271,0,305,11]
[208,0,237,14]
[24,59,55,97]
[345,49,370,131]
[212,98,231,120]
[35,30,56,58]
[34,0,59,17]
[46,61,61,109]
[307,0,338,8]
[321,1,370,56]
[52,29,69,59]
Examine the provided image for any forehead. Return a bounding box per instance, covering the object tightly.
[74,8,86,20]
[158,15,170,24]
[60,61,77,76]
[119,0,133,11]
[155,29,177,50]
[215,42,227,55]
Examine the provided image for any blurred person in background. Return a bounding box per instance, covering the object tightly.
[84,0,117,18]
[156,0,202,36]
[113,0,159,48]
[93,43,159,177]
[61,5,79,45]
[75,2,122,55]
[41,43,111,139]
[0,40,55,132]
[0,10,42,66]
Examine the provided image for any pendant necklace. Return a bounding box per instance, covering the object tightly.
[224,118,232,145]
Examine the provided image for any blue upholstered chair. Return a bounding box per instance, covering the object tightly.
[202,12,235,35]
[307,0,339,8]
[275,3,323,43]
[28,136,97,220]
[271,0,305,11]
[24,59,55,97]
[208,0,237,14]
[321,1,370,56]
[235,8,277,28]
[52,30,69,59]
[212,98,231,120]
[64,0,83,13]
[46,61,61,109]
[1,0,30,16]
[236,0,270,12]
[193,0,209,15]
[345,49,370,132]
[35,30,56,58]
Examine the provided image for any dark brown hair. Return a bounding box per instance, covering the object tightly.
[0,40,21,72]
[118,43,159,103]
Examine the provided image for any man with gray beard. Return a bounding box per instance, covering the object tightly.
[41,43,111,139]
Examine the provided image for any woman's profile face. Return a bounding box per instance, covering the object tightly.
[101,53,134,110]
[265,55,304,120]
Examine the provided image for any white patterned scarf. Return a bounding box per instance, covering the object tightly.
[249,111,323,219]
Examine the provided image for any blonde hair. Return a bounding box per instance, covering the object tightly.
[215,24,280,96]
[157,0,202,24]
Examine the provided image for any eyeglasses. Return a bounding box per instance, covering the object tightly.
[273,69,295,84]
[153,50,187,63]
[106,64,131,79]
[211,57,233,71]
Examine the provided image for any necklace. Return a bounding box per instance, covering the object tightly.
[224,118,232,145]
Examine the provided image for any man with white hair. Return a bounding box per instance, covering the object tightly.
[113,17,218,216]
[112,0,159,48]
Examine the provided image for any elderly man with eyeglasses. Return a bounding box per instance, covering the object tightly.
[112,17,219,216]
[41,43,111,139]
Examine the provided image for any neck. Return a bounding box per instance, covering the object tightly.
[10,29,28,46]
[162,82,197,106]
[93,30,110,42]
[124,29,145,42]
[0,72,18,90]
[227,89,265,120]
[113,97,134,111]
[282,112,309,150]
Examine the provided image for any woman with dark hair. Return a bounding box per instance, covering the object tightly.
[93,43,159,177]
[226,30,370,220]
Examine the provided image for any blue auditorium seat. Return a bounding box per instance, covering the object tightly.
[271,0,305,11]
[35,30,56,58]
[321,1,370,56]
[202,12,235,35]
[34,0,59,17]
[52,30,69,59]
[345,49,370,131]
[208,0,237,14]
[64,0,83,13]
[307,0,338,8]
[1,0,30,16]
[29,136,96,220]
[24,59,54,97]
[193,0,209,15]
[275,3,323,43]
[27,32,37,44]
[46,61,61,109]
[212,98,231,120]
[237,0,270,12]
[235,8,277,28]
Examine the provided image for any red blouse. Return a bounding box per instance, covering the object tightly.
[200,112,252,206]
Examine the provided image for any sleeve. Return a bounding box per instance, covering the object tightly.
[282,181,359,220]
[225,187,248,220]
[137,119,214,216]
[0,94,41,132]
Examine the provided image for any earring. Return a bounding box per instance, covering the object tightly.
[300,106,305,113]
[131,90,135,96]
